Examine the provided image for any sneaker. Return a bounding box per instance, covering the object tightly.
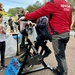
[1,65,7,68]
[2,65,7,68]
[43,49,51,58]
[0,66,3,71]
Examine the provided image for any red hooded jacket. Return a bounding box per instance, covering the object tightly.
[25,0,72,34]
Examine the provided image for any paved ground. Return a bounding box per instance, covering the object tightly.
[0,35,75,75]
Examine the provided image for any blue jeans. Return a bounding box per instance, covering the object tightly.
[52,32,70,75]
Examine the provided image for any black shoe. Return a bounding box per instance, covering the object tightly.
[52,67,62,75]
[43,49,51,58]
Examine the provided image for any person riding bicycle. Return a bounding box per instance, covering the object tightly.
[35,16,52,58]
[18,0,72,75]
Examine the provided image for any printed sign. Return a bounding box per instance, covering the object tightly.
[4,57,21,75]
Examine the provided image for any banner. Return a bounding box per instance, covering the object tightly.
[4,57,21,75]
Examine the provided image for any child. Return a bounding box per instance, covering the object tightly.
[35,16,52,58]
[0,13,7,71]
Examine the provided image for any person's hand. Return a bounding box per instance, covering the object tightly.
[18,16,25,22]
[32,23,36,27]
[27,21,32,25]
[0,26,3,30]
[0,26,6,34]
[2,28,6,34]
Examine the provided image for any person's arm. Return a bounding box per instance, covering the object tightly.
[2,28,6,34]
[1,26,6,34]
[25,2,55,20]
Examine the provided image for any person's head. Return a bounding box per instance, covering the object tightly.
[19,8,25,15]
[39,16,48,24]
[25,10,29,15]
[0,13,3,23]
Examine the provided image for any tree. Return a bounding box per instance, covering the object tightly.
[26,1,42,12]
[26,5,34,12]
[43,0,49,3]
[72,20,75,30]
[8,8,17,16]
[7,7,24,16]
[67,0,75,9]
[7,1,42,16]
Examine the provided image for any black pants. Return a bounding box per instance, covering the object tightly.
[35,34,44,50]
[0,41,5,66]
[21,29,28,46]
[10,25,14,31]
[35,34,49,53]
[21,34,25,45]
[35,28,52,52]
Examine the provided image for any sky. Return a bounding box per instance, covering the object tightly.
[0,0,43,11]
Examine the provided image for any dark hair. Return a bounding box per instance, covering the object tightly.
[0,13,2,18]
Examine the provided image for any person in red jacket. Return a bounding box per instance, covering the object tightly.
[18,0,72,75]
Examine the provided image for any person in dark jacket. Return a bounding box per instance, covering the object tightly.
[35,16,52,57]
[18,0,72,75]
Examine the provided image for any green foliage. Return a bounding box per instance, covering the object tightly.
[73,11,75,15]
[67,0,75,9]
[7,1,42,16]
[26,1,42,12]
[26,5,34,12]
[7,8,17,16]
[72,20,75,30]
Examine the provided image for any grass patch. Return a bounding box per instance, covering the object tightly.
[73,11,75,15]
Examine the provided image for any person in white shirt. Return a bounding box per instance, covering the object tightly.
[0,13,7,71]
